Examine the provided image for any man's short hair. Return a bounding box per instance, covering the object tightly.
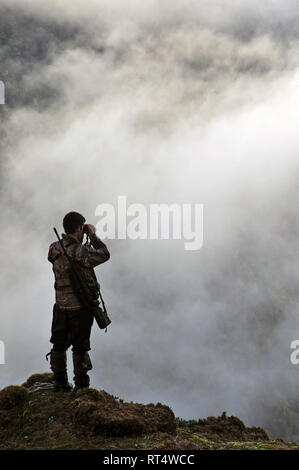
[63,211,86,234]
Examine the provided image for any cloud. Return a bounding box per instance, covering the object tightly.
[1,0,299,438]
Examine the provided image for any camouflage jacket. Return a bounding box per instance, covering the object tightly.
[48,233,110,310]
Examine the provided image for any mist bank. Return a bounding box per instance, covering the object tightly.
[1,1,299,439]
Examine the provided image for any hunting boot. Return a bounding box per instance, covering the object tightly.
[72,352,93,394]
[50,350,73,392]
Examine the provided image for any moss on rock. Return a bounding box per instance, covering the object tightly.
[22,373,54,388]
[0,385,28,410]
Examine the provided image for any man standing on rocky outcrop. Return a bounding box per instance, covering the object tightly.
[47,211,110,392]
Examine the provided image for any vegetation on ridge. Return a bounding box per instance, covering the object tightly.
[0,373,298,450]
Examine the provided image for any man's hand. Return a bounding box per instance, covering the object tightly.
[85,224,96,237]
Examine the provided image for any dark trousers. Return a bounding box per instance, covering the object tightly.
[50,304,94,354]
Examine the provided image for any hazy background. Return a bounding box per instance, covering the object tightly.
[1,0,299,439]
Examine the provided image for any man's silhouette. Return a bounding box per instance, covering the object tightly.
[48,211,110,392]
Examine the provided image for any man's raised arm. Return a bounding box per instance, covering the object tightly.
[81,224,110,268]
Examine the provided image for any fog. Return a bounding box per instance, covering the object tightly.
[1,0,299,438]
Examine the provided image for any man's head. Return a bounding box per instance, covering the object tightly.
[63,211,85,241]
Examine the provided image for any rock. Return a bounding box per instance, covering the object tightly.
[72,388,177,437]
[28,382,55,393]
[22,373,54,388]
